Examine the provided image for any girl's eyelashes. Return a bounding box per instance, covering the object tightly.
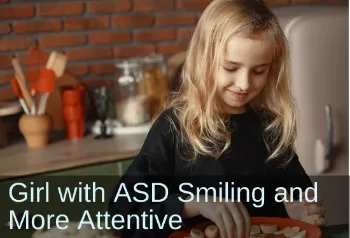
[253,70,265,75]
[222,64,238,72]
[223,67,238,72]
[222,65,266,75]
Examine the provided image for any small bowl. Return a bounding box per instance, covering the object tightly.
[169,217,322,238]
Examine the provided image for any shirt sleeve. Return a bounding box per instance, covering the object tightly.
[107,109,189,238]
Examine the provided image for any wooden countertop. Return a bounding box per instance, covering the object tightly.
[0,130,347,180]
[0,133,147,180]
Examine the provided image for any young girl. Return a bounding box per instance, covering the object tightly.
[108,1,326,237]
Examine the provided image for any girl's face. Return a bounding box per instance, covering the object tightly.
[216,34,274,114]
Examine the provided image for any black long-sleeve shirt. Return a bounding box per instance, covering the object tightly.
[108,108,313,238]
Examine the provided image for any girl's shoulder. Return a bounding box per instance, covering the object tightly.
[149,107,181,139]
[152,107,179,128]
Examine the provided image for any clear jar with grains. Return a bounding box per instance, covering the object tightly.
[141,54,167,118]
[113,60,151,126]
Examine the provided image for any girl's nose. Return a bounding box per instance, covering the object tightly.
[235,72,250,91]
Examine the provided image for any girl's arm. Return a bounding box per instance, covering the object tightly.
[276,151,326,226]
[107,109,191,237]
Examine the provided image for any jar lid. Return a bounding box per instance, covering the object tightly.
[129,56,144,63]
[115,60,139,69]
[143,53,164,64]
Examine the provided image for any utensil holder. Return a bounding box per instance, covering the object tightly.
[18,114,52,149]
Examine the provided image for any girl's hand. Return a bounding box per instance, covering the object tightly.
[183,195,251,238]
[281,189,326,226]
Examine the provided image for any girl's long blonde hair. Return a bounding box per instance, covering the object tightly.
[162,0,297,165]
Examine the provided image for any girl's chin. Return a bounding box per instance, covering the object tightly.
[223,97,249,108]
[221,102,248,114]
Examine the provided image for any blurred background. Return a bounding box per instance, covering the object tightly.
[0,0,348,237]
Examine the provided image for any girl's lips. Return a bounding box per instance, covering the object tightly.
[228,90,249,100]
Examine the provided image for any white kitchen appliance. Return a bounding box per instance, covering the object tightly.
[273,5,349,226]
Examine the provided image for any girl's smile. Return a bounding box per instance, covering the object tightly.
[216,34,273,114]
[227,90,249,101]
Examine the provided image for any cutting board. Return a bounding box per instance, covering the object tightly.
[46,74,80,131]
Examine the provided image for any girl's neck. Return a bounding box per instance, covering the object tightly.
[222,105,249,115]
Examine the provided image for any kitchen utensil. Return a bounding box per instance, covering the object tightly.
[11,54,33,110]
[13,72,32,111]
[46,51,67,78]
[36,68,56,115]
[10,78,30,114]
[29,82,37,114]
[37,51,67,115]
[24,45,48,85]
[10,46,46,115]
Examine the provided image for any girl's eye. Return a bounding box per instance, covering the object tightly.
[253,70,265,75]
[223,67,237,72]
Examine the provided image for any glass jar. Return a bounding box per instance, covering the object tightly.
[129,56,148,96]
[142,54,167,118]
[113,60,151,126]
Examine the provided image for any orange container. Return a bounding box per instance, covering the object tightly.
[66,121,83,140]
[169,217,322,238]
[63,105,83,122]
[61,85,84,106]
[61,85,85,139]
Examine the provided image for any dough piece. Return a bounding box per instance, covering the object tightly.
[284,227,301,237]
[273,227,291,235]
[290,230,307,238]
[290,227,301,233]
[204,225,219,238]
[190,228,205,238]
[273,230,285,235]
[250,225,261,235]
[260,224,278,234]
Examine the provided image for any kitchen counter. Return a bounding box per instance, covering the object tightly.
[0,129,347,180]
[0,132,148,180]
[321,224,349,238]
[0,133,348,238]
